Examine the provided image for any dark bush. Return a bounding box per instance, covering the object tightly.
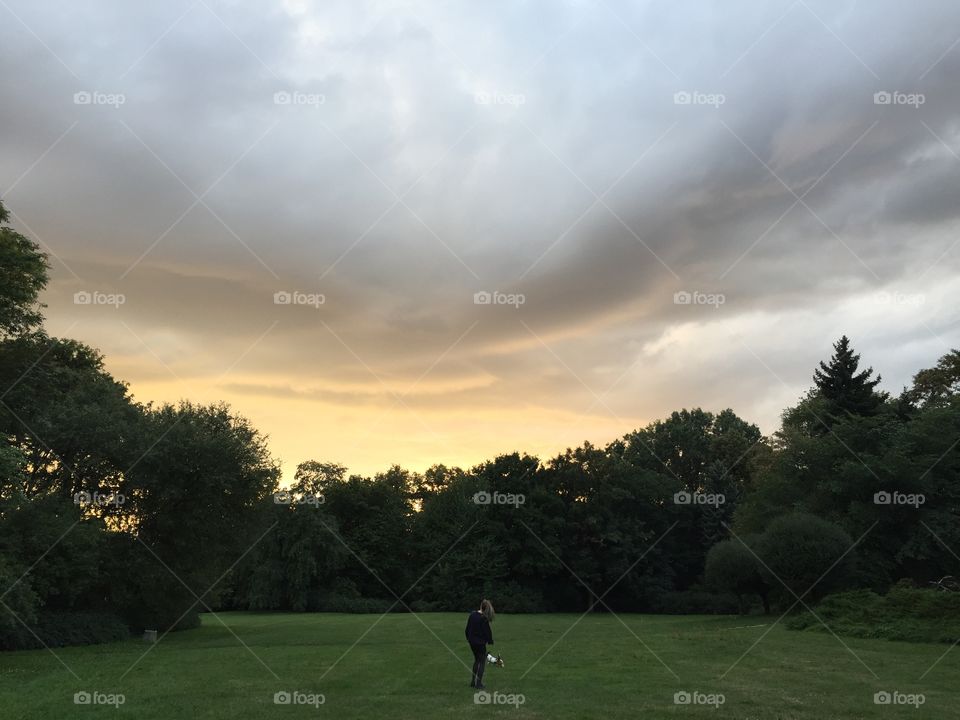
[786,587,960,643]
[0,611,129,651]
[757,513,855,608]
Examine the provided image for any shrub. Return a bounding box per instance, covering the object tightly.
[0,611,129,651]
[786,587,960,643]
[757,513,855,608]
[705,537,770,614]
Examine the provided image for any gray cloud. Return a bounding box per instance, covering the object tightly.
[4,0,960,474]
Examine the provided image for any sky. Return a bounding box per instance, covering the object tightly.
[2,0,958,481]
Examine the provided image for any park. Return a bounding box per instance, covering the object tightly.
[3,612,958,718]
[3,1,960,717]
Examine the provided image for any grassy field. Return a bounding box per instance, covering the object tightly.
[1,612,957,719]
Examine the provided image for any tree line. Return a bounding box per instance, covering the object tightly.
[1,198,958,648]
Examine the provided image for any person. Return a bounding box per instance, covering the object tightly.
[465,598,495,689]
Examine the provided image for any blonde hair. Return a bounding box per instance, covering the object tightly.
[480,598,495,623]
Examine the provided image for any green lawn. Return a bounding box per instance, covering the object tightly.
[1,612,957,718]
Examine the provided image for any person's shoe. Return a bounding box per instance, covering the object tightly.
[476,684,486,691]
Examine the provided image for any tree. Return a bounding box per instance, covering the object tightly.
[705,537,770,614]
[756,513,855,608]
[0,200,49,338]
[813,336,887,422]
[0,334,140,504]
[320,467,413,600]
[556,442,673,612]
[408,468,495,611]
[233,497,345,611]
[117,401,280,631]
[621,408,764,594]
[906,349,960,409]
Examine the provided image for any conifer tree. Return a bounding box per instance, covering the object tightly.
[813,336,886,417]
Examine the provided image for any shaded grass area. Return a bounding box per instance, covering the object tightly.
[0,612,958,718]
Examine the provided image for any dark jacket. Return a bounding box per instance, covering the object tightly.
[465,610,493,646]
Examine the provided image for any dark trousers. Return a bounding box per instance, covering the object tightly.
[470,643,487,687]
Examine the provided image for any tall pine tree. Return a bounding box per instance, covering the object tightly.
[813,336,886,418]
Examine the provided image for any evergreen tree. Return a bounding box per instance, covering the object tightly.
[813,336,886,419]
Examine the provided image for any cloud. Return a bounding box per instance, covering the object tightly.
[3,0,959,477]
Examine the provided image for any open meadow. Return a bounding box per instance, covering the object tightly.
[1,612,956,719]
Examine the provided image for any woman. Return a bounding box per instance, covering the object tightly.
[465,598,495,689]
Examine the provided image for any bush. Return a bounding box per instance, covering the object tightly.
[786,587,960,643]
[705,537,770,614]
[0,556,39,631]
[757,513,855,608]
[0,611,129,651]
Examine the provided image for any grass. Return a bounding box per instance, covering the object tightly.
[1,612,958,718]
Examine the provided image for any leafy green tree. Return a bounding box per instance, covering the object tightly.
[472,454,563,606]
[906,349,960,409]
[874,398,960,585]
[117,401,280,630]
[233,460,348,611]
[0,334,140,504]
[621,408,763,593]
[0,494,105,612]
[233,497,346,611]
[408,468,495,610]
[0,200,48,338]
[320,466,413,599]
[553,442,672,611]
